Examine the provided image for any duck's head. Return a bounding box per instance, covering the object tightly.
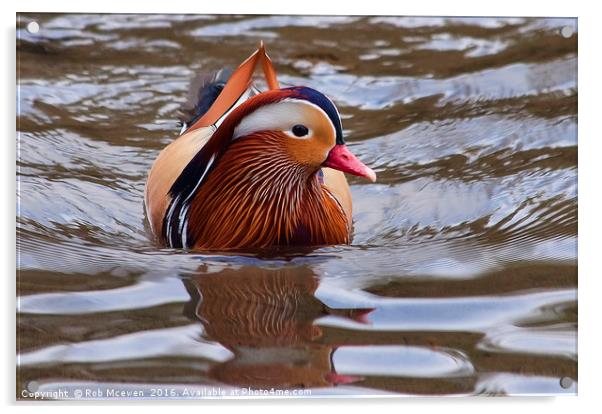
[209,85,376,182]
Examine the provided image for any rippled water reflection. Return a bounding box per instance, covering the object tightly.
[17,14,577,397]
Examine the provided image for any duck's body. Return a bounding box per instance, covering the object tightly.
[145,45,375,250]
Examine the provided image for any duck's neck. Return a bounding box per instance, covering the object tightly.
[185,134,349,249]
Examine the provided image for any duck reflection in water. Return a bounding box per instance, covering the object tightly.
[183,265,373,389]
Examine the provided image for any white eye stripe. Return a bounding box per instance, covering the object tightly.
[232,99,335,140]
[288,97,340,139]
[283,98,337,138]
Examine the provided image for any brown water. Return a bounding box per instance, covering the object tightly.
[16,14,577,398]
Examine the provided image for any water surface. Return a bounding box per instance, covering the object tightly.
[17,13,577,398]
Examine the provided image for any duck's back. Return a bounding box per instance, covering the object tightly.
[144,70,231,236]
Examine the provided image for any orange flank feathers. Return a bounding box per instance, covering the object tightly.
[144,44,376,250]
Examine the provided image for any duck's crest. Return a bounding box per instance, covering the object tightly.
[178,68,232,135]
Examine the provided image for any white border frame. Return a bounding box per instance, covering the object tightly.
[5,1,599,412]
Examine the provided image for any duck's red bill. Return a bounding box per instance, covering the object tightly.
[323,144,376,182]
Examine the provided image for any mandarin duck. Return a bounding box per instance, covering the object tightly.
[145,44,376,250]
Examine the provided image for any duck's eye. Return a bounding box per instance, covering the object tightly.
[291,124,309,137]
